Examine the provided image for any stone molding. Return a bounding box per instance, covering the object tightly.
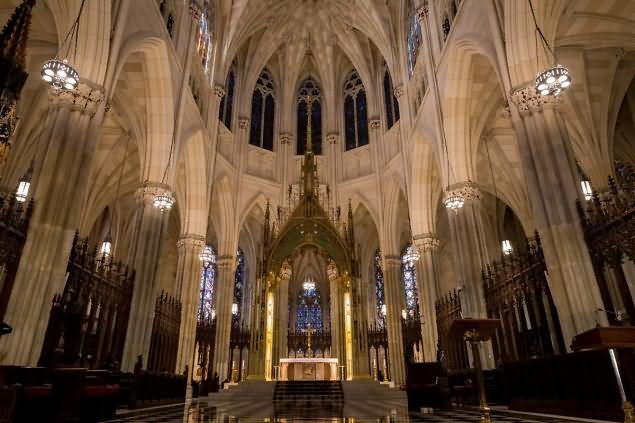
[369,119,381,130]
[444,181,480,202]
[383,255,401,268]
[511,85,559,114]
[176,234,206,250]
[213,85,226,98]
[326,133,339,145]
[413,234,440,251]
[216,255,235,269]
[416,6,429,23]
[279,132,292,145]
[188,1,201,19]
[49,83,105,117]
[238,118,249,130]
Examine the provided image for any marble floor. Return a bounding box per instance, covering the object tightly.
[103,398,613,423]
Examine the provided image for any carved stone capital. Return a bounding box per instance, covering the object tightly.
[177,234,206,250]
[383,255,401,269]
[188,1,201,19]
[49,83,105,117]
[511,85,559,114]
[326,133,339,145]
[445,181,480,202]
[393,85,404,99]
[369,119,381,130]
[238,118,250,130]
[216,255,235,269]
[213,85,226,98]
[413,234,440,252]
[416,6,429,24]
[279,132,292,145]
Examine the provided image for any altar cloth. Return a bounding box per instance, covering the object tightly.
[279,358,339,381]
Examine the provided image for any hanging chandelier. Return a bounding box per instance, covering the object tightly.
[502,240,513,256]
[41,0,86,91]
[402,244,421,266]
[444,191,465,211]
[100,233,112,257]
[153,192,175,212]
[199,245,216,265]
[15,164,33,203]
[529,0,571,97]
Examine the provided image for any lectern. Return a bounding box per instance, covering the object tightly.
[572,327,635,423]
[449,318,500,423]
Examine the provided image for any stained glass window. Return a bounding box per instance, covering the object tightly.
[407,0,422,78]
[296,280,322,331]
[401,249,420,321]
[196,11,212,73]
[343,70,369,151]
[249,70,275,151]
[219,69,235,129]
[383,68,400,129]
[374,250,386,328]
[233,249,245,323]
[198,247,217,322]
[297,79,322,155]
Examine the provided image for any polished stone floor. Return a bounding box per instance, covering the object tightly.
[104,399,607,422]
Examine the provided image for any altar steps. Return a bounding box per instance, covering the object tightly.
[273,380,344,402]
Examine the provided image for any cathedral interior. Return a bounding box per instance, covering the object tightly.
[0,0,634,422]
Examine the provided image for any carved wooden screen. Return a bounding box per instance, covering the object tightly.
[576,162,635,325]
[195,319,216,382]
[39,234,134,368]
[147,291,181,373]
[483,234,565,363]
[435,289,468,371]
[0,194,32,322]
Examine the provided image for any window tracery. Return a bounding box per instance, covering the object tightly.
[249,69,276,151]
[374,250,386,328]
[343,70,369,151]
[219,68,235,129]
[296,279,323,332]
[196,10,213,73]
[297,79,322,155]
[233,249,245,324]
[407,0,422,78]
[383,68,400,129]
[401,249,420,321]
[198,246,217,322]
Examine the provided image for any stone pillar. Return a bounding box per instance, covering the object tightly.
[383,256,406,387]
[212,255,235,383]
[174,234,206,377]
[326,133,339,192]
[353,276,371,378]
[509,86,607,344]
[121,183,172,371]
[275,275,289,362]
[0,85,105,365]
[329,275,342,362]
[445,183,491,318]
[414,234,441,362]
[247,273,265,379]
[280,133,292,200]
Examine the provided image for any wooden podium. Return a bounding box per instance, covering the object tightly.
[572,327,635,423]
[449,318,500,423]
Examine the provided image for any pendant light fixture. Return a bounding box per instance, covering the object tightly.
[15,163,33,202]
[529,0,571,96]
[41,0,86,91]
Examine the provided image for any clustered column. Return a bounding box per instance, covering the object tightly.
[382,256,406,387]
[1,85,105,366]
[174,234,206,377]
[121,183,172,371]
[275,274,290,364]
[328,274,342,363]
[212,255,236,383]
[414,234,441,362]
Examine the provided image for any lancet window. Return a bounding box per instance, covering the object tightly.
[249,70,276,151]
[219,68,235,129]
[374,250,386,328]
[296,280,323,331]
[233,249,245,323]
[343,70,369,151]
[383,69,400,129]
[196,10,212,72]
[407,0,422,78]
[297,79,322,155]
[198,246,217,322]
[402,249,420,320]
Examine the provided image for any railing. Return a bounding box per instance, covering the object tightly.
[194,318,216,391]
[0,193,32,322]
[39,234,134,368]
[147,291,181,373]
[576,161,635,325]
[482,234,565,363]
[435,289,468,371]
[287,329,332,356]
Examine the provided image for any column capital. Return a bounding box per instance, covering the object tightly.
[279,132,292,145]
[49,82,105,116]
[393,85,404,99]
[176,234,206,250]
[238,118,250,130]
[416,6,429,24]
[510,84,560,114]
[188,0,201,19]
[445,181,480,202]
[326,133,339,145]
[383,255,401,268]
[213,85,226,98]
[216,255,235,269]
[413,234,440,251]
[369,119,381,131]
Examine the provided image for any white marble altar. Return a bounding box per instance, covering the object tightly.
[279,358,338,381]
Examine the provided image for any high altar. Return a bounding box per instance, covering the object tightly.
[279,358,339,381]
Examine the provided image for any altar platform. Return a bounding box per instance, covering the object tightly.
[279,358,338,381]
